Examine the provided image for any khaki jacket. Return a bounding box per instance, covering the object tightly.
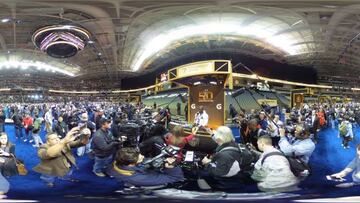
[33,140,83,177]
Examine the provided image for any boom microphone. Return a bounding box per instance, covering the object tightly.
[231,87,246,98]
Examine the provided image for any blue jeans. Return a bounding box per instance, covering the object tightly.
[0,173,9,193]
[15,126,23,139]
[40,169,73,184]
[33,133,44,147]
[93,155,113,173]
[77,138,93,157]
[24,128,33,141]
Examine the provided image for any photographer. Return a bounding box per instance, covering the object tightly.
[201,126,256,189]
[278,124,315,164]
[33,127,91,187]
[77,113,96,156]
[139,114,168,158]
[91,117,122,177]
[243,119,269,150]
[109,147,184,187]
[164,125,196,161]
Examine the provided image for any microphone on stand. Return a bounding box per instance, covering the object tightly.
[230,87,247,98]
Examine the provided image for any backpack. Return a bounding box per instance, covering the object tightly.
[261,151,311,177]
[339,123,348,137]
[219,144,258,173]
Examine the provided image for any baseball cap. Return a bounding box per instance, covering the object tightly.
[99,117,111,125]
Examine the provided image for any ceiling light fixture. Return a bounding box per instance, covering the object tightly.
[323,5,337,8]
[0,60,75,76]
[32,25,91,58]
[1,18,10,23]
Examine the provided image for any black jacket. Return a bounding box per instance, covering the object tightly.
[54,121,68,138]
[111,123,120,138]
[0,143,18,177]
[12,114,23,128]
[91,129,119,158]
[244,128,268,150]
[206,142,255,178]
[139,135,165,158]
[0,115,5,124]
[95,115,103,130]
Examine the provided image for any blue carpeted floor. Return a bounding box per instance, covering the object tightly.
[300,126,360,198]
[2,124,360,201]
[5,124,119,199]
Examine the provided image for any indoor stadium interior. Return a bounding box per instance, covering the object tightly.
[0,0,359,202]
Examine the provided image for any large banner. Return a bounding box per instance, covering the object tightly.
[189,85,224,128]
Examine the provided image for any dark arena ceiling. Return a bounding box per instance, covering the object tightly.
[0,0,360,90]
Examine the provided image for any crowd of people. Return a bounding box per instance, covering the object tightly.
[0,100,357,197]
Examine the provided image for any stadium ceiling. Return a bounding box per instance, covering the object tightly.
[0,0,359,89]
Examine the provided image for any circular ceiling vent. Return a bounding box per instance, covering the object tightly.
[32,25,91,58]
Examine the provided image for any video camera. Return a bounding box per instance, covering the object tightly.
[143,144,180,169]
[178,150,208,175]
[117,122,140,147]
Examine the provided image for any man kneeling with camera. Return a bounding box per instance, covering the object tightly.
[109,147,184,187]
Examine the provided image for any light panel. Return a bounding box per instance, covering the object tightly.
[130,14,314,71]
[0,60,76,76]
[49,90,99,94]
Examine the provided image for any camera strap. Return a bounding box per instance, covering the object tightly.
[218,146,241,153]
[260,151,284,166]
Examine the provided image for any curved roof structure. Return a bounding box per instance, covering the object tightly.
[0,0,359,89]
